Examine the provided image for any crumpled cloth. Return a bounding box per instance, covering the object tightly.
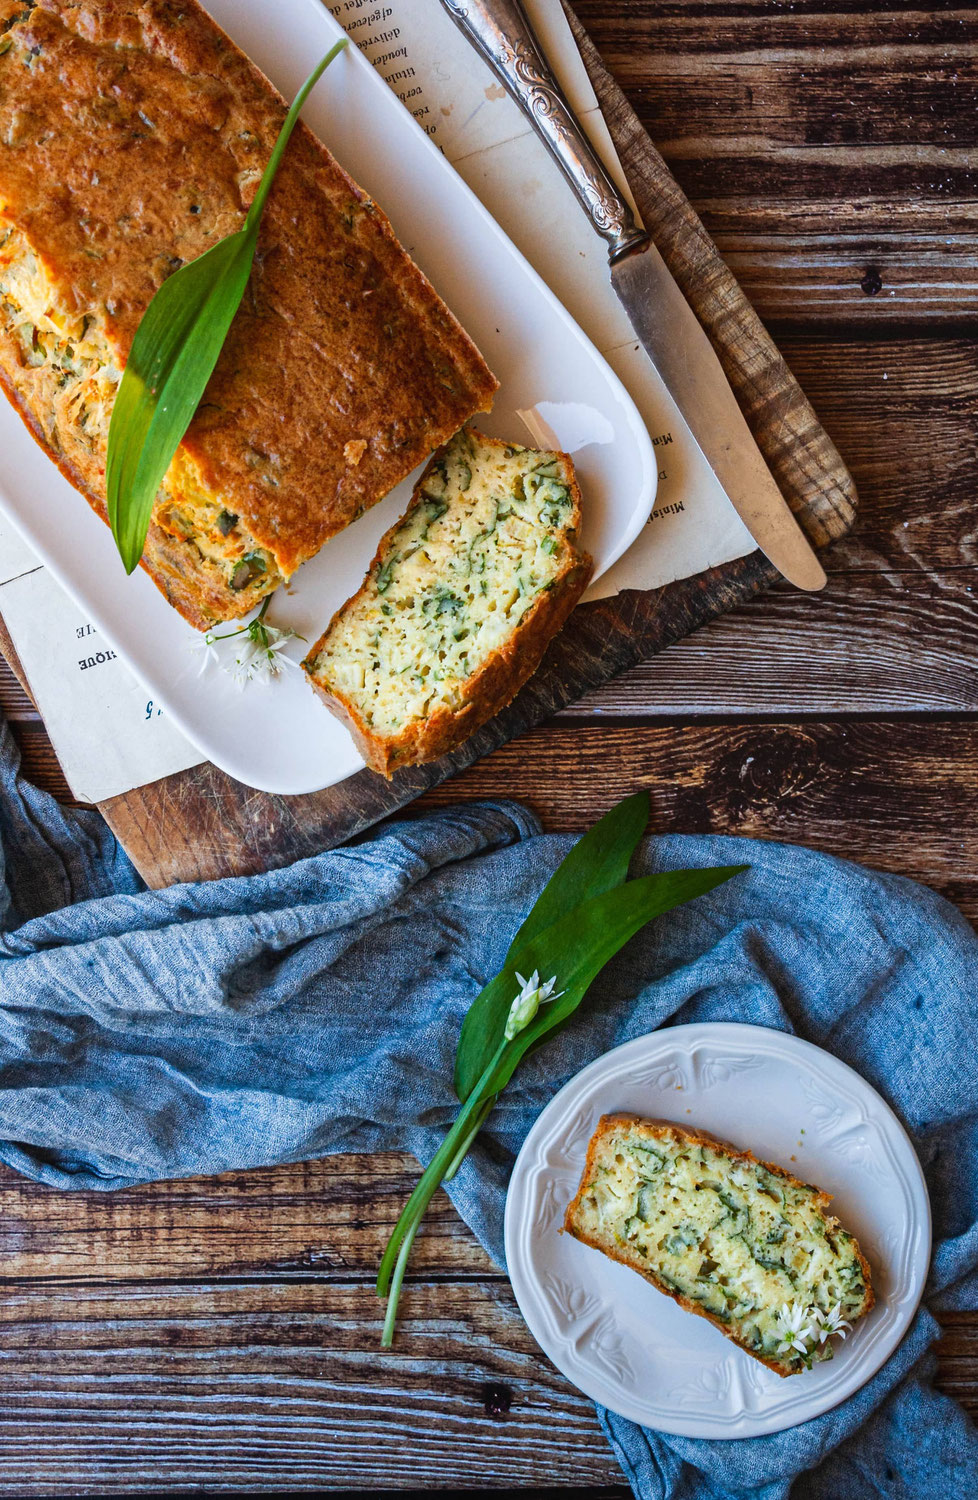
[0,710,975,1498]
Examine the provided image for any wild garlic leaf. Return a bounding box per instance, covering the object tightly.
[455,864,747,1104]
[106,232,255,572]
[505,789,649,957]
[490,865,748,1090]
[106,39,348,574]
[454,791,649,1101]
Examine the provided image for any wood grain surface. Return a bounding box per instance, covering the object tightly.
[0,1155,973,1493]
[0,0,974,1493]
[571,1,978,324]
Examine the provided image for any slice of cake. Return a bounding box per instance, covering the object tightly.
[0,0,497,628]
[563,1115,874,1376]
[303,428,593,776]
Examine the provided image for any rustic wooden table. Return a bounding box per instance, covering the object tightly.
[0,0,975,1491]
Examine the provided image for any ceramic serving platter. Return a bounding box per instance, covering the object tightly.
[0,0,656,796]
[504,1022,930,1439]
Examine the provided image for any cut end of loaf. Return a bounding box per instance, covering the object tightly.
[0,214,281,623]
[303,427,592,775]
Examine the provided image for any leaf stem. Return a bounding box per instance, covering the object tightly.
[381,1215,423,1349]
[442,1096,495,1184]
[245,40,349,230]
[377,1043,505,1324]
[206,593,272,643]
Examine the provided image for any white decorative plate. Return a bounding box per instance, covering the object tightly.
[504,1022,930,1438]
[0,0,655,795]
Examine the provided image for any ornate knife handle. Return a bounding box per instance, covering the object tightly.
[439,0,649,262]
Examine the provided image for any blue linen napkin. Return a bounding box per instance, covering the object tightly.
[0,709,975,1498]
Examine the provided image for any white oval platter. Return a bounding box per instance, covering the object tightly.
[504,1022,931,1439]
[0,0,656,795]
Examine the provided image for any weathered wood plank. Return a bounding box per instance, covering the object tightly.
[0,1189,970,1497]
[932,1314,978,1410]
[7,718,978,922]
[416,720,978,920]
[772,333,977,572]
[0,1157,491,1280]
[0,1269,968,1496]
[0,656,32,721]
[566,570,978,716]
[575,2,976,70]
[571,1,978,321]
[0,1280,621,1494]
[720,240,978,324]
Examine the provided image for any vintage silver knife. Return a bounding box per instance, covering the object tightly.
[438,0,827,591]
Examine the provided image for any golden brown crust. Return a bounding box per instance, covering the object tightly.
[0,0,497,625]
[563,1114,875,1380]
[304,432,593,776]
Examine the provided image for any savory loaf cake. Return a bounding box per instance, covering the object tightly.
[564,1115,874,1376]
[303,428,593,776]
[0,0,497,628]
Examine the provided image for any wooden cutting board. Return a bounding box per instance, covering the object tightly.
[0,9,857,888]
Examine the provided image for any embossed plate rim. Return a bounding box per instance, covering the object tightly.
[504,1021,931,1438]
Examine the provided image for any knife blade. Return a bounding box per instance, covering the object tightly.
[437,0,826,591]
[611,243,827,590]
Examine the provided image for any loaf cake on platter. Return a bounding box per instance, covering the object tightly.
[0,0,496,627]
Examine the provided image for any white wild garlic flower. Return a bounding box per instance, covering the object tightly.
[191,608,301,686]
[775,1300,852,1358]
[815,1302,852,1343]
[230,625,300,687]
[774,1301,817,1357]
[191,631,221,675]
[504,970,563,1041]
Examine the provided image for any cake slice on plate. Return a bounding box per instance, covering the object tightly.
[303,428,593,776]
[563,1114,874,1376]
